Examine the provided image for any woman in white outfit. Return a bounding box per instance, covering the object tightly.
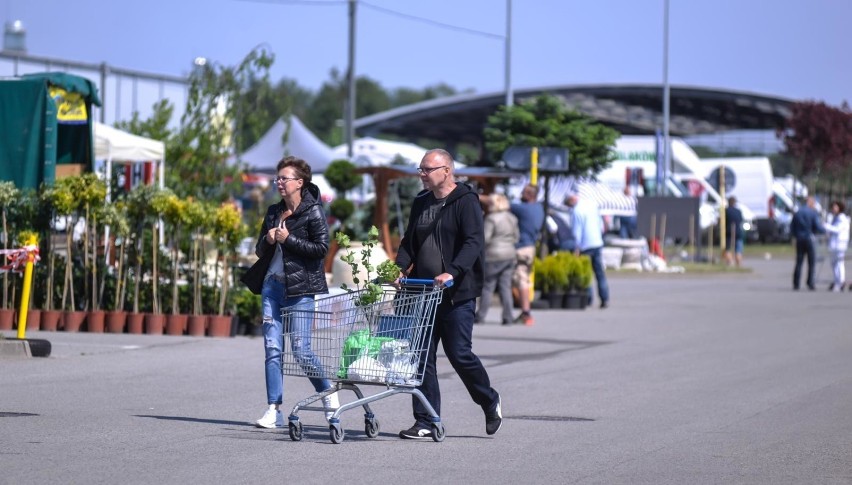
[823,200,849,292]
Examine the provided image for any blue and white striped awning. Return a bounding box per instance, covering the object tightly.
[508,175,637,217]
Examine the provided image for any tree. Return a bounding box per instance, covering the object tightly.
[172,46,275,201]
[483,94,620,176]
[779,100,852,194]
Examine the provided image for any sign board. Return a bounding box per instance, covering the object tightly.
[502,146,569,173]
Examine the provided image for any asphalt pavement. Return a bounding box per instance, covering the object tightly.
[2,255,851,484]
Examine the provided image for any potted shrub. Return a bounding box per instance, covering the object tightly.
[100,204,130,333]
[208,202,245,337]
[536,255,568,309]
[77,174,107,332]
[185,200,211,336]
[157,191,191,335]
[564,252,593,309]
[234,287,262,336]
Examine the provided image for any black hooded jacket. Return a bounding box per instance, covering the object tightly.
[395,183,484,303]
[255,183,329,297]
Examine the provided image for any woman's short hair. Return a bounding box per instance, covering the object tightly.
[833,200,846,213]
[276,156,312,185]
[490,193,510,212]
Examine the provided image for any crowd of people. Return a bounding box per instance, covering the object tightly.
[242,148,849,442]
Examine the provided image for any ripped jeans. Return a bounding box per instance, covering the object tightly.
[261,276,331,405]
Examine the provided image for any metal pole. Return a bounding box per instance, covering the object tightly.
[346,0,357,158]
[662,0,671,196]
[504,0,513,107]
[99,62,108,124]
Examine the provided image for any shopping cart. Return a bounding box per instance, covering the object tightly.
[281,278,450,444]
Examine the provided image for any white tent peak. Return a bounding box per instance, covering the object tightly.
[238,115,336,174]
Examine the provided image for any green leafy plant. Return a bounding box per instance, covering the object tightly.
[336,226,400,307]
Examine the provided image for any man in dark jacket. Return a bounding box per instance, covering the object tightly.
[791,196,824,290]
[395,148,502,440]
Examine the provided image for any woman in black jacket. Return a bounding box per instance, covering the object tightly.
[253,156,338,429]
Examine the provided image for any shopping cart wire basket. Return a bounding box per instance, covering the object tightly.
[281,278,450,443]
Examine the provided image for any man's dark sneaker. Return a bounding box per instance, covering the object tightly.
[485,394,502,436]
[399,424,432,439]
[599,301,608,309]
[513,312,533,325]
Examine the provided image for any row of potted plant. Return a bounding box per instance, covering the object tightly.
[0,176,248,336]
[534,251,594,310]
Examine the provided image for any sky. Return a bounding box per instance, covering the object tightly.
[1,0,849,126]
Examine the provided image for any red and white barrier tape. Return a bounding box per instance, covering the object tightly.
[0,245,40,274]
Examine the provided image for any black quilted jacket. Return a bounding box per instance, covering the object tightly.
[255,184,329,297]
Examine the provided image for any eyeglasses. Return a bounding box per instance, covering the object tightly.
[417,165,447,175]
[273,176,299,184]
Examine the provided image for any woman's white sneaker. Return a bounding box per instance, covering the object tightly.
[322,392,340,421]
[255,408,283,428]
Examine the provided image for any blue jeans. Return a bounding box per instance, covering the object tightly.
[413,298,499,427]
[261,277,330,405]
[581,247,609,305]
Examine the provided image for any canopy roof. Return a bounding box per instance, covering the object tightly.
[331,137,428,166]
[94,122,165,162]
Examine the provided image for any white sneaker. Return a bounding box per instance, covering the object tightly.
[255,408,283,428]
[322,392,340,421]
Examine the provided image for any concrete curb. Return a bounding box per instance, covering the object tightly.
[0,338,31,359]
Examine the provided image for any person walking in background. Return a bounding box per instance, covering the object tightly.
[791,196,825,291]
[546,203,576,252]
[724,196,745,267]
[618,186,638,239]
[253,156,338,429]
[394,148,502,439]
[476,193,519,325]
[509,184,544,325]
[566,191,610,309]
[823,200,849,292]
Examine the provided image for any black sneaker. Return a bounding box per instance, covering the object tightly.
[485,394,502,435]
[399,424,432,439]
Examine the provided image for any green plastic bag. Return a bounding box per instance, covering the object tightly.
[338,329,394,378]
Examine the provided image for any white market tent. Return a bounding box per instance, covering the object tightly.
[239,115,337,173]
[94,121,166,195]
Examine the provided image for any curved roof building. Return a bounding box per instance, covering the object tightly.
[354,84,794,151]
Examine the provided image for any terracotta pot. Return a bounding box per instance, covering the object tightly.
[105,311,127,333]
[63,311,87,332]
[144,313,165,335]
[41,310,62,332]
[187,315,207,336]
[126,313,145,334]
[0,308,14,330]
[165,314,187,336]
[25,309,41,331]
[87,310,106,333]
[207,314,232,338]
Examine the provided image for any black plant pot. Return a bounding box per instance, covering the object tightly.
[563,292,586,310]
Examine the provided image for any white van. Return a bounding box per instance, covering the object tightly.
[698,157,773,241]
[598,136,756,238]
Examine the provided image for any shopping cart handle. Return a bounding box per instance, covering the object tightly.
[400,278,454,288]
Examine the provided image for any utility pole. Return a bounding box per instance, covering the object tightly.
[346,0,357,158]
[504,0,513,107]
[662,0,671,195]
